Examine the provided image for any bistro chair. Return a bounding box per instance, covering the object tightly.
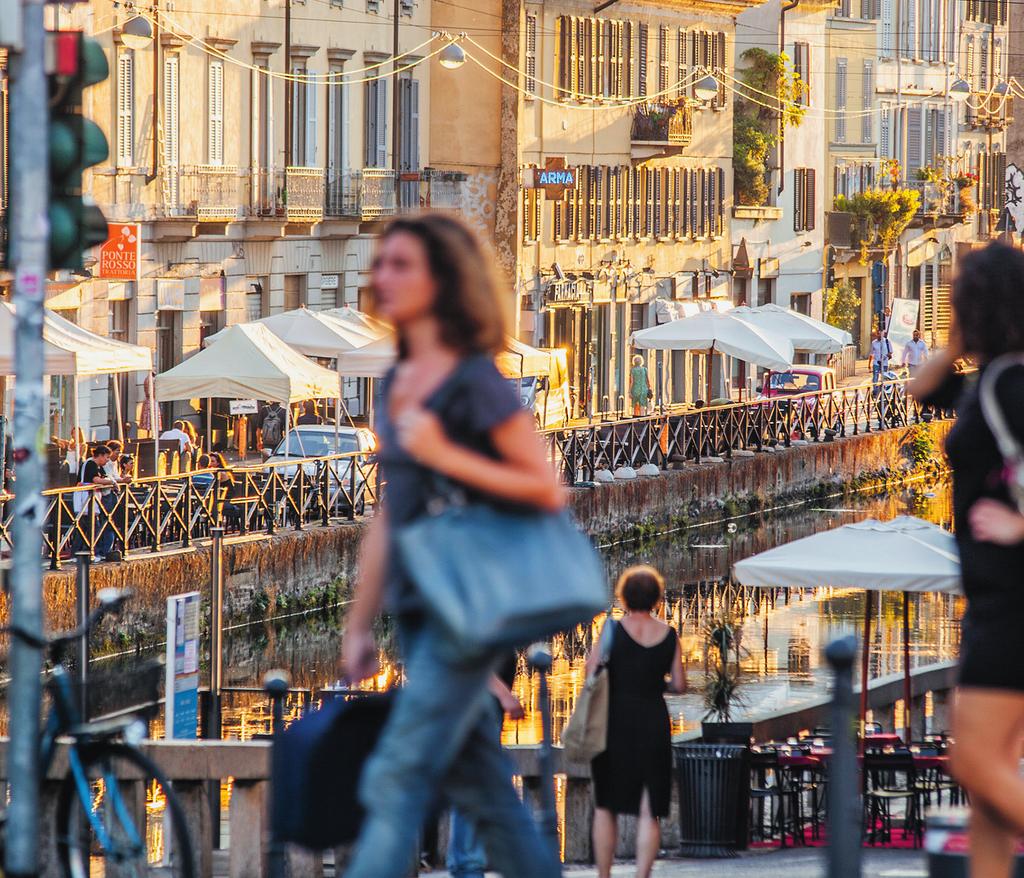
[862,750,925,848]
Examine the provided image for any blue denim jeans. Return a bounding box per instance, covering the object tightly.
[344,620,561,878]
[448,808,487,878]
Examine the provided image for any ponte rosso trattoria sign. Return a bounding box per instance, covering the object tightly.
[523,157,577,198]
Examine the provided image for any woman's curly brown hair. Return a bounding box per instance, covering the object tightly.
[952,242,1024,363]
[377,213,506,359]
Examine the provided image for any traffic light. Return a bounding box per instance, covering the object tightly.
[48,31,109,269]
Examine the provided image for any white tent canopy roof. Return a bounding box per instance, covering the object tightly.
[629,310,794,371]
[336,335,553,379]
[733,515,961,594]
[156,323,341,403]
[203,307,379,357]
[731,304,853,355]
[0,302,152,377]
[323,306,392,339]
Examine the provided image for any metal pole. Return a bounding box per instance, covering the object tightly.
[391,0,401,190]
[903,593,912,741]
[75,553,91,720]
[826,636,862,878]
[859,590,873,744]
[112,372,124,442]
[264,669,291,878]
[527,643,560,869]
[208,527,224,848]
[6,0,49,870]
[283,0,292,169]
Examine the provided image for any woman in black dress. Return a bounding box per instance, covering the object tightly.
[910,242,1024,878]
[587,566,686,878]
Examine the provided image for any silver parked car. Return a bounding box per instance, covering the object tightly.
[265,425,377,511]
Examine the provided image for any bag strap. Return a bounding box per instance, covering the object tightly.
[597,617,616,668]
[978,354,1024,468]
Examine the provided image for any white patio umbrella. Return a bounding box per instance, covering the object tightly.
[734,516,961,740]
[203,307,378,358]
[630,310,794,403]
[731,304,853,355]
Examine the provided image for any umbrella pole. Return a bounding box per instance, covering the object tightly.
[706,343,714,404]
[206,397,212,453]
[903,594,912,742]
[859,590,873,748]
[112,375,124,442]
[149,375,158,476]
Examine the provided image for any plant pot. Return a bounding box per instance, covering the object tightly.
[700,721,754,744]
[673,742,751,857]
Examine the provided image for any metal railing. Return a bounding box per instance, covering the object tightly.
[630,101,694,146]
[3,378,944,564]
[361,167,397,219]
[26,451,379,569]
[542,377,943,486]
[177,165,247,221]
[282,166,325,221]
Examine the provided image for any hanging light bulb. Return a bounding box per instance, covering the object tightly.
[993,81,1010,96]
[948,77,971,103]
[121,14,154,50]
[693,74,720,103]
[439,42,466,71]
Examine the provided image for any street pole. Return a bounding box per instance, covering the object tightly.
[391,0,401,203]
[283,0,292,169]
[6,0,49,871]
[826,636,861,878]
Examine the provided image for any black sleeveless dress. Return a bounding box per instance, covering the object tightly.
[591,624,676,817]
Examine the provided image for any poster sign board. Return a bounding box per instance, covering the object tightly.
[887,297,920,365]
[523,157,577,198]
[98,224,140,280]
[229,399,259,415]
[165,592,201,740]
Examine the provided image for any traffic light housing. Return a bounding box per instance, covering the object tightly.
[48,31,109,269]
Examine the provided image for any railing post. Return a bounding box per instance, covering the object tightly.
[526,644,560,869]
[75,552,90,720]
[50,496,62,570]
[207,526,225,850]
[183,477,193,548]
[348,455,357,522]
[320,460,330,527]
[826,636,861,878]
[264,669,292,878]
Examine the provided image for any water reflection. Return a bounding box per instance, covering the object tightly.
[89,481,961,745]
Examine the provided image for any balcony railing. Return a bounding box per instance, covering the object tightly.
[630,102,693,147]
[906,179,962,227]
[966,94,1013,130]
[282,167,325,222]
[164,165,246,221]
[420,168,467,212]
[361,168,398,219]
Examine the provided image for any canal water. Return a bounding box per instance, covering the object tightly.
[87,478,960,744]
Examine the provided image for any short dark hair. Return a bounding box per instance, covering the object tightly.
[615,565,665,612]
[952,242,1024,362]
[92,444,110,458]
[107,440,122,453]
[198,454,211,468]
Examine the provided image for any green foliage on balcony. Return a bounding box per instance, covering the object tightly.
[833,187,921,263]
[733,49,805,207]
[824,279,860,334]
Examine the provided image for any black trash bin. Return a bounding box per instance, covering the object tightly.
[674,742,751,858]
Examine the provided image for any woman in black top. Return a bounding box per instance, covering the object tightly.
[910,242,1024,878]
[340,215,564,878]
[587,566,686,878]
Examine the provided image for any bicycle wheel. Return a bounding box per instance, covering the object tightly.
[56,741,197,878]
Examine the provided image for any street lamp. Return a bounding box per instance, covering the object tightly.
[120,14,153,50]
[693,73,719,103]
[439,41,466,70]
[993,81,1010,97]
[948,77,971,103]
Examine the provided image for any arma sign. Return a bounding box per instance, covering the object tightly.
[523,157,578,198]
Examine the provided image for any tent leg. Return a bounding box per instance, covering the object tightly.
[206,397,212,453]
[149,373,158,476]
[112,375,124,442]
[71,376,80,457]
[903,594,912,742]
[860,590,873,747]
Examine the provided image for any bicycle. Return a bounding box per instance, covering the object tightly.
[2,587,196,878]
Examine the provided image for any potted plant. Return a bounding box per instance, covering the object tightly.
[701,614,752,744]
[954,172,978,217]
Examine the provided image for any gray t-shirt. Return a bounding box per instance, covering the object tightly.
[377,353,522,612]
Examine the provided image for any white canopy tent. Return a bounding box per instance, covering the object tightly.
[630,310,794,403]
[0,302,153,451]
[203,307,379,358]
[156,323,342,457]
[734,516,961,740]
[335,335,554,379]
[731,304,853,355]
[323,306,392,339]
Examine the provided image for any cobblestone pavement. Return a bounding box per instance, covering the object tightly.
[422,847,929,878]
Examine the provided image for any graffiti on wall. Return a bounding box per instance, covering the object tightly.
[1007,163,1024,233]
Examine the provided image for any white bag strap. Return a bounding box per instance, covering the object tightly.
[978,354,1024,466]
[597,617,616,667]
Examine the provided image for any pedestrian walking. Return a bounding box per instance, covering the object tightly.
[869,328,892,386]
[902,330,929,377]
[340,214,565,878]
[630,356,652,417]
[909,242,1024,878]
[588,566,686,878]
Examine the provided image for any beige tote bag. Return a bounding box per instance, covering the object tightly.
[562,619,615,763]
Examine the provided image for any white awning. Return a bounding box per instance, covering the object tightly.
[204,307,379,358]
[337,335,554,379]
[156,323,340,403]
[731,303,852,354]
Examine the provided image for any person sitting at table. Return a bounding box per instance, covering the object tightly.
[191,454,216,489]
[159,420,193,453]
[588,566,687,878]
[211,452,241,529]
[296,400,322,426]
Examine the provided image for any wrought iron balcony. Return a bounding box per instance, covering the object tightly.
[164,165,246,221]
[966,94,1013,131]
[282,167,325,222]
[630,102,693,147]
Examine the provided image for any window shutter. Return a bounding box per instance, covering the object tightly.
[376,79,388,168]
[116,51,134,167]
[995,152,1007,212]
[920,0,931,60]
[207,60,224,165]
[714,32,726,107]
[794,169,805,232]
[861,60,874,142]
[793,43,809,105]
[979,38,989,92]
[716,167,725,235]
[805,169,816,231]
[304,78,317,167]
[904,0,917,58]
[556,16,567,100]
[700,168,709,236]
[934,109,945,166]
[163,55,179,207]
[835,59,847,142]
[638,24,648,97]
[677,30,687,98]
[880,0,894,54]
[707,169,716,235]
[906,106,922,173]
[622,22,633,98]
[364,83,374,167]
[658,25,668,95]
[689,168,698,236]
[525,14,537,97]
[880,106,891,156]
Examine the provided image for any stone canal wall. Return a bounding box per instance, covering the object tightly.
[41,421,951,649]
